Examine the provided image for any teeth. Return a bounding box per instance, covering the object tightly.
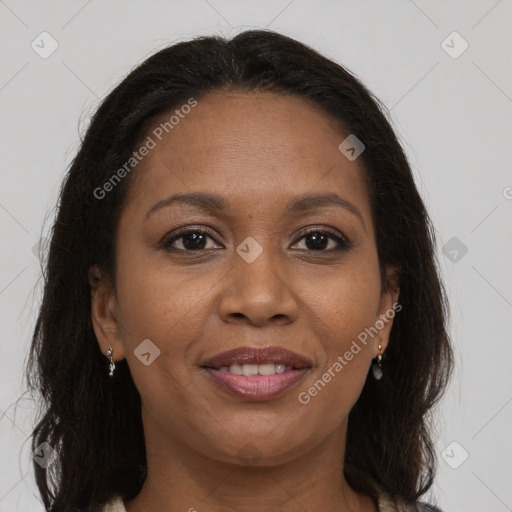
[218,363,294,375]
[242,364,259,376]
[258,363,276,376]
[275,364,287,373]
[229,364,243,375]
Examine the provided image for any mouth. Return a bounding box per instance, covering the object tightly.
[200,346,312,401]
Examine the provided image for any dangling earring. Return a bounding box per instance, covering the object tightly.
[105,344,116,377]
[372,343,383,380]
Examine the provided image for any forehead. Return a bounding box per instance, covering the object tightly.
[124,91,370,218]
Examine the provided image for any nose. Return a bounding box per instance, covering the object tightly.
[217,246,299,327]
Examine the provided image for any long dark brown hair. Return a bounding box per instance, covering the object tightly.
[24,29,453,511]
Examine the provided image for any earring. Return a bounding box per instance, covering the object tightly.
[105,345,116,377]
[372,343,383,380]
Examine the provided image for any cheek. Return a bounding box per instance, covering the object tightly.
[113,262,215,429]
[114,249,224,378]
[296,291,378,428]
[309,256,382,348]
[298,256,381,409]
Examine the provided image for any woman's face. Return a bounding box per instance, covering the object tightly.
[91,91,398,466]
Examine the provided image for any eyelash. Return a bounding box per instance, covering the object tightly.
[160,226,352,253]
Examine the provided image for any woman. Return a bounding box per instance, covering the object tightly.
[26,30,453,512]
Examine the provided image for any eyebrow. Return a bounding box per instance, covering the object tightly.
[145,192,365,229]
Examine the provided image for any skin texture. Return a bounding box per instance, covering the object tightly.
[89,91,399,512]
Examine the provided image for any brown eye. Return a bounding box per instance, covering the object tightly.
[162,228,222,252]
[291,228,351,252]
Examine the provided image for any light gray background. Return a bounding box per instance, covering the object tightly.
[1,1,511,511]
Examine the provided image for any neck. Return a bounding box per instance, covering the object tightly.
[124,416,377,512]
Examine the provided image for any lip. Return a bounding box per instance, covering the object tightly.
[200,346,312,369]
[203,367,310,401]
[200,346,312,401]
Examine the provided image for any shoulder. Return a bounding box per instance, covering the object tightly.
[416,504,443,512]
[417,504,443,512]
[100,496,126,512]
[377,490,443,512]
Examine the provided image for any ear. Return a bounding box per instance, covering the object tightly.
[88,265,126,362]
[373,265,401,357]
